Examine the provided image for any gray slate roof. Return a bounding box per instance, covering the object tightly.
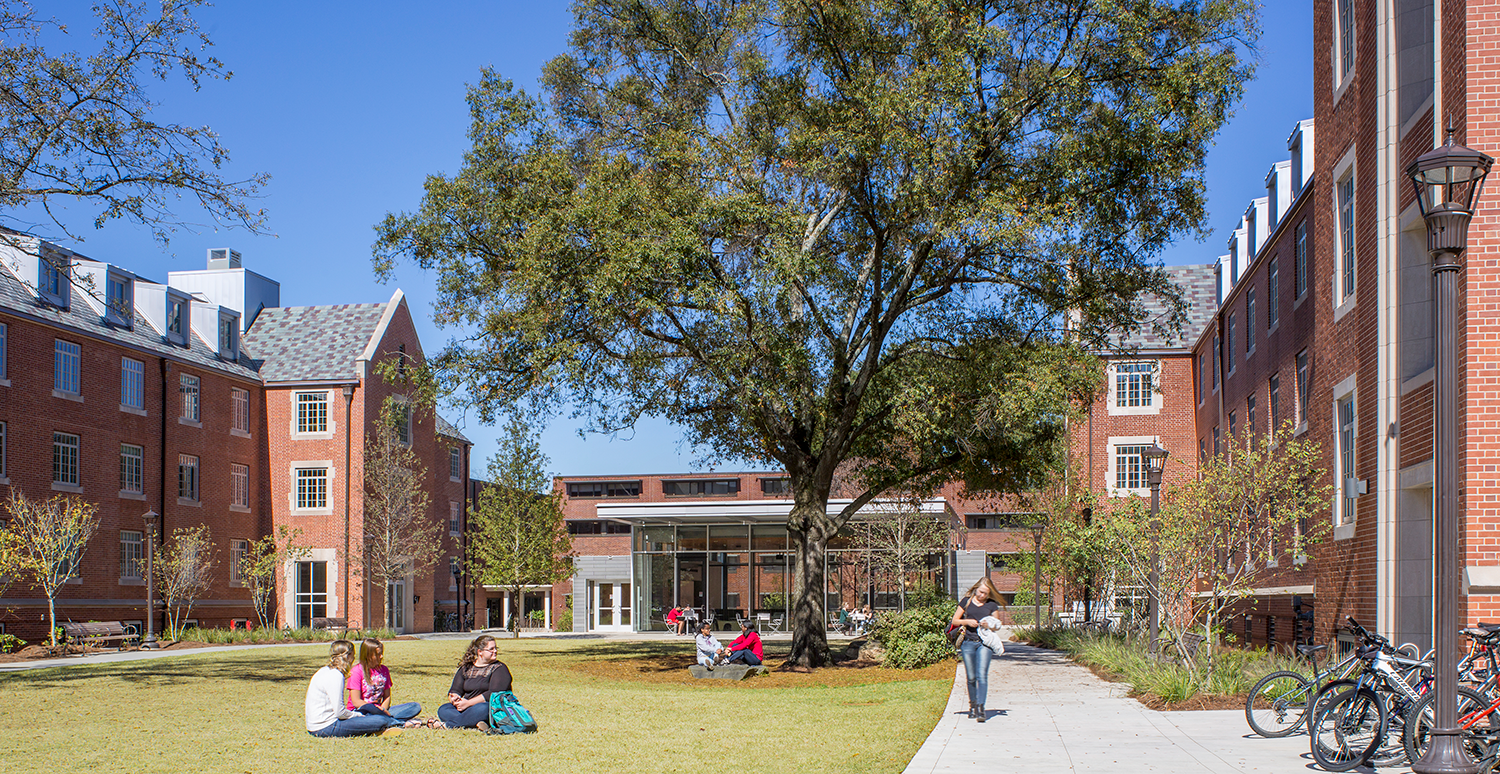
[0,262,262,381]
[1108,263,1219,351]
[242,303,390,383]
[436,414,471,444]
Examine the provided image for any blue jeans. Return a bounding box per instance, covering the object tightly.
[960,639,994,705]
[356,702,422,727]
[725,650,762,666]
[310,713,391,737]
[438,702,490,728]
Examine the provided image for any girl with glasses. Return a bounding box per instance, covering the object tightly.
[437,635,513,730]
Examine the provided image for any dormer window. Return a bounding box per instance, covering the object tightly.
[39,255,68,308]
[217,313,239,359]
[166,296,187,345]
[105,274,132,328]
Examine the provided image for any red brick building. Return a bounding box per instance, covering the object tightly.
[0,241,469,641]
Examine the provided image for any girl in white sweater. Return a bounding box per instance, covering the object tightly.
[305,640,402,737]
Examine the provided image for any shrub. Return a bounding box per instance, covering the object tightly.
[904,580,949,609]
[0,633,25,653]
[872,602,958,670]
[554,606,572,632]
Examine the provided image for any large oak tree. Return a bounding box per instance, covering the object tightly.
[375,0,1256,666]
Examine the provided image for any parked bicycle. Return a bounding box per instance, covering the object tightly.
[1307,617,1433,771]
[1403,622,1500,768]
[1244,640,1361,738]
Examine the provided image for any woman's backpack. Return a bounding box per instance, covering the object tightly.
[486,690,538,734]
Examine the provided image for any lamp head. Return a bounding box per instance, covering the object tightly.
[1407,121,1494,254]
[143,509,159,524]
[1143,444,1169,487]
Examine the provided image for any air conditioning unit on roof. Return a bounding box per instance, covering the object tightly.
[207,248,242,269]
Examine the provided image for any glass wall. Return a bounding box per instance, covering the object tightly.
[629,521,952,631]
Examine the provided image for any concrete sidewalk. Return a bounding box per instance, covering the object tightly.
[902,641,1326,773]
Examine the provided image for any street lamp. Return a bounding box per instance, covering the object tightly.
[1025,521,1045,629]
[1408,124,1492,774]
[1142,443,1169,654]
[142,509,160,649]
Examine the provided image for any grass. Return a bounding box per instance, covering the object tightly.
[0,637,953,774]
[1013,626,1300,707]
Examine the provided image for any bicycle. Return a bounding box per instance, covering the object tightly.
[1245,640,1361,738]
[1404,623,1500,767]
[1307,617,1433,771]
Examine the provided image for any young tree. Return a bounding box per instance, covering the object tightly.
[1109,425,1330,670]
[238,526,310,630]
[848,495,952,612]
[5,491,99,646]
[0,0,267,247]
[374,0,1257,666]
[154,524,216,642]
[468,417,573,637]
[363,397,440,630]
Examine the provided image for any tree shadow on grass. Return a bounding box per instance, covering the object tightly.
[0,653,321,688]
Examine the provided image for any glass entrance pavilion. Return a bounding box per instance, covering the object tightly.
[597,499,959,632]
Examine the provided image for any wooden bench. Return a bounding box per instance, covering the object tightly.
[61,621,139,650]
[311,617,348,633]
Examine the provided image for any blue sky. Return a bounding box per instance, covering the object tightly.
[29,1,1310,479]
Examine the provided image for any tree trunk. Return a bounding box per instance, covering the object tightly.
[786,519,830,668]
[47,595,57,647]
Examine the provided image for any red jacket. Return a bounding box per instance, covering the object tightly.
[727,630,762,659]
[666,608,682,623]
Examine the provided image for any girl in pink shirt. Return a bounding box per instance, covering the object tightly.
[347,638,422,724]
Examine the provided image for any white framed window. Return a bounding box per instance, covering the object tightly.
[1333,376,1359,530]
[120,444,144,495]
[121,358,145,411]
[1333,0,1356,93]
[449,556,460,590]
[1229,411,1238,438]
[450,446,462,481]
[295,467,330,511]
[1296,350,1311,430]
[1333,148,1357,311]
[1245,287,1256,355]
[1213,426,1221,456]
[395,400,412,446]
[232,387,250,433]
[1212,335,1221,390]
[230,539,248,585]
[53,432,79,486]
[166,296,187,345]
[1108,436,1159,496]
[121,531,143,580]
[294,391,330,435]
[54,339,81,395]
[1247,394,1257,433]
[180,373,200,422]
[449,502,460,536]
[39,254,68,307]
[1226,314,1237,373]
[1269,375,1281,432]
[178,454,199,502]
[218,313,239,359]
[105,273,132,328]
[1267,258,1279,329]
[0,421,6,478]
[231,463,250,508]
[1109,360,1158,415]
[0,321,8,380]
[1295,221,1309,299]
[1197,354,1206,406]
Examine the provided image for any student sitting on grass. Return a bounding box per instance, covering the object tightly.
[695,622,723,668]
[438,635,513,731]
[306,639,413,738]
[346,638,422,726]
[722,619,763,666]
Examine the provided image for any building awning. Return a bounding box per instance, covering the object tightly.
[595,497,955,526]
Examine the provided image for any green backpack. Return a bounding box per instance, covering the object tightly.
[487,690,538,735]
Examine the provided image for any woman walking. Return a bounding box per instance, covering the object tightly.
[950,577,1003,722]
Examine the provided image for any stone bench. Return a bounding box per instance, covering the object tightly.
[688,664,770,680]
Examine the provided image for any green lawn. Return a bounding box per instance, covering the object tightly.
[0,638,952,774]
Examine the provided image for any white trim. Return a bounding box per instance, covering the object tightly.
[358,289,406,368]
[289,390,336,440]
[1332,375,1358,529]
[288,461,335,515]
[1105,359,1161,416]
[1331,145,1359,318]
[1331,0,1357,105]
[1106,435,1160,498]
[1375,5,1400,638]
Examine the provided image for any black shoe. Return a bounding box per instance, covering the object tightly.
[976,704,987,722]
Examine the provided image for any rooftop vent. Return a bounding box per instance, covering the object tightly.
[207,248,242,270]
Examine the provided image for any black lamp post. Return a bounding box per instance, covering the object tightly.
[142,509,160,649]
[1026,522,1045,629]
[1142,444,1169,654]
[1409,125,1492,774]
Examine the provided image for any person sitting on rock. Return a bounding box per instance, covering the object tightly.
[721,619,763,666]
[694,622,723,668]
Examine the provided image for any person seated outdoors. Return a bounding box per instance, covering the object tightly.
[438,635,513,731]
[666,605,684,635]
[305,639,416,738]
[694,622,723,668]
[837,603,852,634]
[722,619,763,666]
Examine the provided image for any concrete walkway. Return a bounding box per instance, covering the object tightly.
[902,640,1328,774]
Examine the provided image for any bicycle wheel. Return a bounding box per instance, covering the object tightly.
[1246,670,1313,737]
[1310,686,1386,772]
[1403,686,1497,764]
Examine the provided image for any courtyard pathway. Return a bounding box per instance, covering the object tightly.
[902,639,1329,774]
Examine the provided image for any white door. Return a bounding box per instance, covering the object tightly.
[592,582,631,632]
[387,580,406,633]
